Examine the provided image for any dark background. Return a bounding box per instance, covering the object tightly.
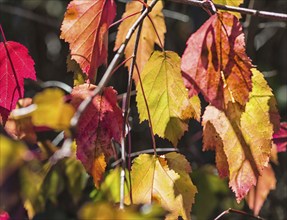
[0,0,286,219]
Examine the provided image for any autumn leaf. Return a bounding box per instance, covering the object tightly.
[202,69,280,202]
[181,12,252,110]
[60,0,116,82]
[0,41,36,124]
[11,89,75,131]
[0,134,30,185]
[78,202,166,219]
[273,122,287,152]
[114,0,166,83]
[246,164,276,216]
[71,84,123,187]
[213,0,243,18]
[66,55,87,86]
[4,98,37,144]
[136,51,199,146]
[130,152,197,220]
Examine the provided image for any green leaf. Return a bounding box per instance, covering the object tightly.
[136,51,199,146]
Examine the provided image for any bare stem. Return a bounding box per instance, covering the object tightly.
[109,11,141,29]
[147,14,164,50]
[214,208,265,220]
[169,0,287,21]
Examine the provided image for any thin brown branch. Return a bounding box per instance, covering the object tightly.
[169,0,287,21]
[147,14,164,50]
[119,2,146,209]
[214,208,265,220]
[111,148,179,167]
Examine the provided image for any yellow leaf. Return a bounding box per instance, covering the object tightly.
[0,135,28,184]
[11,89,75,131]
[136,51,199,146]
[202,69,280,202]
[114,0,166,83]
[213,0,244,18]
[131,152,197,220]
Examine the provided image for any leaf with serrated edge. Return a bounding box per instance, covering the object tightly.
[131,152,197,220]
[182,13,252,110]
[136,51,199,146]
[114,0,166,83]
[71,84,123,187]
[202,69,280,202]
[60,0,116,81]
[0,41,36,123]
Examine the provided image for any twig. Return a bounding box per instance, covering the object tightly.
[109,11,141,29]
[169,0,287,21]
[120,1,146,208]
[117,90,136,101]
[214,208,265,220]
[147,15,164,50]
[111,148,179,167]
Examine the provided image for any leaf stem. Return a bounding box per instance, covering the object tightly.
[120,1,147,209]
[168,0,287,21]
[214,208,265,220]
[109,11,142,29]
[147,14,164,50]
[135,63,157,155]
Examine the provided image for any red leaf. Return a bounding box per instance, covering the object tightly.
[60,0,116,81]
[71,84,123,185]
[0,41,36,123]
[0,211,10,220]
[181,13,252,109]
[273,122,287,152]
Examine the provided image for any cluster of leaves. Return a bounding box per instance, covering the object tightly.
[1,0,287,219]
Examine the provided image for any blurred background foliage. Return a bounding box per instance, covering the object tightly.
[0,0,286,219]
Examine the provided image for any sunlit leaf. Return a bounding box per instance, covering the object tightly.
[130,152,197,220]
[182,12,252,109]
[0,41,36,123]
[71,84,123,187]
[202,69,280,202]
[136,51,199,146]
[100,167,130,203]
[213,0,244,18]
[61,0,116,81]
[246,164,276,216]
[114,0,166,83]
[11,89,75,131]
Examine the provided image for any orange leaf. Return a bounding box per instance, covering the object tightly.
[91,152,107,188]
[182,12,252,109]
[246,164,276,215]
[61,0,116,81]
[114,0,166,83]
[202,69,279,202]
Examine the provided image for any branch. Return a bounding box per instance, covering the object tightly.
[168,0,287,21]
[214,208,265,220]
